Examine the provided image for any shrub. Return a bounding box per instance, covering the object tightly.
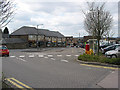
[78,54,120,65]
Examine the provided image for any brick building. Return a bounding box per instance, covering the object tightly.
[10,26,66,48]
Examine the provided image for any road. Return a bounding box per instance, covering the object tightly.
[2,47,118,88]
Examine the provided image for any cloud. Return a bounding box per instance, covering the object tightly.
[7,0,118,37]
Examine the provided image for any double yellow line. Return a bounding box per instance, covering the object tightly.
[80,64,119,70]
[5,78,34,90]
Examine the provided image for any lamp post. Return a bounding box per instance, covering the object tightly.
[36,24,43,50]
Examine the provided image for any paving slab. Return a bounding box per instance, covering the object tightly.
[97,70,119,88]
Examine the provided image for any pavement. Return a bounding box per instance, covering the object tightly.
[97,70,119,88]
[2,47,119,89]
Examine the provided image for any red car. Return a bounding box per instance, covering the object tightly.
[0,45,9,57]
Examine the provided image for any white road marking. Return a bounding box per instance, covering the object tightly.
[51,58,55,60]
[57,55,62,57]
[61,60,68,63]
[75,55,79,57]
[110,71,115,73]
[19,55,25,58]
[87,67,92,69]
[16,57,26,62]
[66,55,71,57]
[48,55,53,57]
[38,55,44,57]
[44,57,48,59]
[29,55,34,57]
[10,56,15,58]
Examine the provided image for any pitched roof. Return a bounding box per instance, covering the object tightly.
[11,26,64,38]
[11,26,37,35]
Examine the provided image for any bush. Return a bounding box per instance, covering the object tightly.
[78,54,120,65]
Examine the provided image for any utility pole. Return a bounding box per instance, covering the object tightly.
[36,24,43,50]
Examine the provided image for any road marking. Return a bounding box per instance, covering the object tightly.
[38,55,44,57]
[44,57,48,59]
[29,55,34,58]
[51,58,55,60]
[10,56,15,58]
[66,55,71,57]
[57,55,62,57]
[19,55,25,58]
[48,55,53,57]
[80,64,118,70]
[6,78,34,90]
[16,57,26,62]
[6,78,25,89]
[61,60,68,63]
[75,55,79,57]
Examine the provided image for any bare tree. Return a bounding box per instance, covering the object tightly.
[0,0,14,29]
[83,2,113,55]
[103,29,115,45]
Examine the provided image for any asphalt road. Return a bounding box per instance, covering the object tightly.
[2,47,116,88]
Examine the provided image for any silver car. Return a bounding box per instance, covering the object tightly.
[105,47,120,58]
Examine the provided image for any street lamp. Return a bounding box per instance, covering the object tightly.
[36,24,44,50]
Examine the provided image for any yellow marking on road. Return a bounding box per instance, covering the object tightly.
[6,78,26,90]
[6,78,34,90]
[80,64,119,70]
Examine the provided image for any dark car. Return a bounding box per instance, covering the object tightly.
[100,43,112,49]
[0,45,9,57]
[101,44,120,54]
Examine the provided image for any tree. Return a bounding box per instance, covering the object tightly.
[3,27,9,34]
[103,29,115,45]
[83,2,113,55]
[0,0,14,29]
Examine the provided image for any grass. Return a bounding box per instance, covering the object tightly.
[1,73,12,89]
[78,53,120,65]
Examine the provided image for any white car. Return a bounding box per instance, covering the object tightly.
[105,47,120,58]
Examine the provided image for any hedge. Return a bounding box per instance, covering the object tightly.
[78,53,120,65]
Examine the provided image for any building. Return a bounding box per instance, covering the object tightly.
[83,36,95,43]
[2,38,28,49]
[65,36,73,46]
[0,27,28,49]
[10,26,66,48]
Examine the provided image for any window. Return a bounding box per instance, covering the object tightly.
[0,46,7,49]
[28,35,36,40]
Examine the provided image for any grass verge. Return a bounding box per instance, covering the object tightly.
[78,53,120,65]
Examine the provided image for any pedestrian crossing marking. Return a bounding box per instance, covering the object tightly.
[61,60,68,62]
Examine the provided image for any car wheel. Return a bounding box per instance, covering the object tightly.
[111,55,117,58]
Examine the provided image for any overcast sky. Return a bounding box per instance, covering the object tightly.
[7,0,119,37]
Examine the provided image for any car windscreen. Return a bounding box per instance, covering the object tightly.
[105,45,114,49]
[0,46,7,49]
[116,45,120,48]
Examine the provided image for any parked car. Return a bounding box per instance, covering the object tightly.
[78,43,84,48]
[100,43,112,49]
[101,44,120,54]
[105,47,120,58]
[0,45,9,57]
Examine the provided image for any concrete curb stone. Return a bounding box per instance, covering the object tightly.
[76,59,120,68]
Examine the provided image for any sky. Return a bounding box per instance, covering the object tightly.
[7,0,119,37]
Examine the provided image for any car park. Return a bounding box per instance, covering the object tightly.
[100,43,112,49]
[0,45,9,57]
[101,44,120,54]
[105,47,120,58]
